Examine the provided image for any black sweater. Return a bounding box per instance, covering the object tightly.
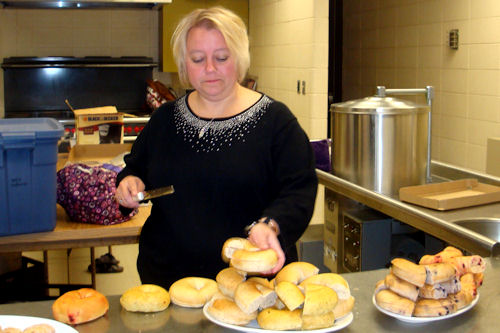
[117,93,318,287]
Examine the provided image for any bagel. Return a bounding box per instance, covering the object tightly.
[374,279,388,294]
[333,295,355,319]
[375,289,415,317]
[52,288,109,325]
[299,273,351,299]
[169,277,218,308]
[303,284,338,316]
[206,296,257,326]
[216,267,246,298]
[120,284,170,312]
[257,308,302,331]
[275,262,319,285]
[221,237,278,273]
[222,237,255,262]
[390,258,426,287]
[384,273,419,302]
[275,281,305,311]
[22,324,55,333]
[448,290,474,310]
[413,298,457,317]
[447,255,486,276]
[424,262,457,285]
[302,311,335,330]
[247,276,274,289]
[234,280,277,314]
[231,249,278,273]
[419,276,461,299]
[419,246,463,264]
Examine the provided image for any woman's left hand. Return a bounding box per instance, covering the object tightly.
[247,222,285,275]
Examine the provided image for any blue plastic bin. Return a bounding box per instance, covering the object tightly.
[0,118,64,236]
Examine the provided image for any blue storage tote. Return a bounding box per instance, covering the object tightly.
[0,118,64,236]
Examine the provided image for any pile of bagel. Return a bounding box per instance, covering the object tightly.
[51,237,355,331]
[374,246,485,317]
[205,237,355,330]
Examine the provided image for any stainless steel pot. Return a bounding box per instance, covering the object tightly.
[330,90,430,196]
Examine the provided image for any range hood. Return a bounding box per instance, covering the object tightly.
[0,0,172,9]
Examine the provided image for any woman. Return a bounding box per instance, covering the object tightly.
[115,6,318,289]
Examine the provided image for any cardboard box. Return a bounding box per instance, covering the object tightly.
[67,143,132,165]
[486,137,500,177]
[73,106,124,145]
[399,179,500,210]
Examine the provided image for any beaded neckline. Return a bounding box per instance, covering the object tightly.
[174,94,271,153]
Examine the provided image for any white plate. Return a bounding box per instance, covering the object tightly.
[372,293,479,323]
[0,315,78,332]
[203,303,353,333]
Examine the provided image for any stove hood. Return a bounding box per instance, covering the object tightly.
[0,0,172,9]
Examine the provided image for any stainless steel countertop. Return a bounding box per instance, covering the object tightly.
[1,257,498,332]
[317,161,500,257]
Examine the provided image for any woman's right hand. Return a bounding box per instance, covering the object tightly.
[115,175,145,209]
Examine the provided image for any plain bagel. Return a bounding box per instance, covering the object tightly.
[205,296,257,326]
[169,277,218,308]
[216,267,247,298]
[234,280,277,314]
[274,262,319,285]
[221,237,278,273]
[120,284,170,312]
[299,273,351,299]
[52,288,109,325]
[257,308,302,331]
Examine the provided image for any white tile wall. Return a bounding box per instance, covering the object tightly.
[249,0,329,225]
[343,0,500,174]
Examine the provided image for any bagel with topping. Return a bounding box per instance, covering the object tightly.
[390,258,427,287]
[52,288,109,324]
[221,237,278,273]
[423,262,457,285]
[375,289,415,317]
[413,298,457,317]
[384,273,419,302]
[169,277,218,308]
[120,284,170,312]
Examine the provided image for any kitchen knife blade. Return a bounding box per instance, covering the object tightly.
[134,185,174,201]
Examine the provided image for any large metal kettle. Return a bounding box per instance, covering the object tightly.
[330,86,433,196]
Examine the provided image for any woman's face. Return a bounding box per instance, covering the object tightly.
[185,26,238,101]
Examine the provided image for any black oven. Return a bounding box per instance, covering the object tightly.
[2,56,157,142]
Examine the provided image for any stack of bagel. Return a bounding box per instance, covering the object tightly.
[374,246,485,317]
[205,237,355,330]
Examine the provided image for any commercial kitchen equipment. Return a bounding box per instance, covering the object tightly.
[330,86,434,196]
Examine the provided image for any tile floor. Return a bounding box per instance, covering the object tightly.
[23,244,141,297]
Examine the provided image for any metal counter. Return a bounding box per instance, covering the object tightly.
[317,161,500,257]
[1,257,498,332]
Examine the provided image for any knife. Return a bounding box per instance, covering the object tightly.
[134,185,175,202]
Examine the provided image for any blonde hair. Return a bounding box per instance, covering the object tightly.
[171,6,250,88]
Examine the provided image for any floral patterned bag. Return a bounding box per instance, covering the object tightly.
[56,163,136,225]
